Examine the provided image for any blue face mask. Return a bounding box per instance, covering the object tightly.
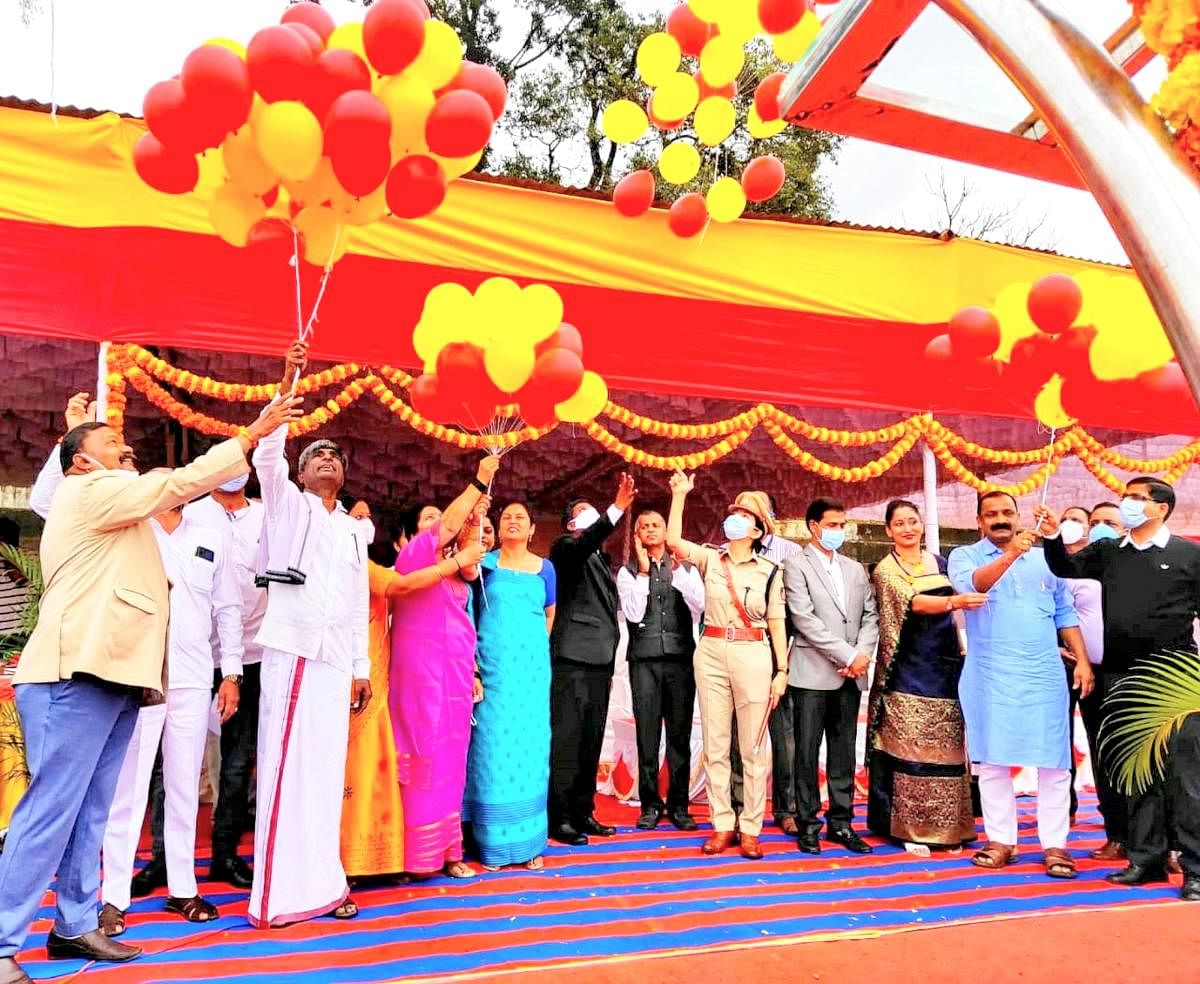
[1119,497,1151,529]
[723,513,754,542]
[1088,523,1119,543]
[819,527,846,552]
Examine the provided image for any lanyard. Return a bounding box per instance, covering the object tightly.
[719,553,756,630]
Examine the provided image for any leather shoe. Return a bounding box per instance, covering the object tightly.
[46,929,141,963]
[209,854,254,889]
[740,835,764,860]
[636,806,664,830]
[129,858,167,898]
[549,823,588,846]
[1105,863,1168,886]
[828,827,874,854]
[1089,840,1127,862]
[0,957,31,984]
[701,831,736,855]
[578,815,616,837]
[797,832,821,855]
[1182,877,1200,901]
[669,810,698,831]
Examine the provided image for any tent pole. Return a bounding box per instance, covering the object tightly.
[95,341,110,422]
[922,440,941,557]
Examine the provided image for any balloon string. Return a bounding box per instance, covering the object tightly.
[1035,426,1057,533]
[286,224,340,394]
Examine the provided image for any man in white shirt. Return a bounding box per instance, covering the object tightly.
[248,343,370,927]
[616,510,704,831]
[100,494,244,933]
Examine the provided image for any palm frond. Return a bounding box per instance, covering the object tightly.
[0,543,42,658]
[1100,651,1200,795]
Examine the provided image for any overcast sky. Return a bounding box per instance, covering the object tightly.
[0,0,1166,264]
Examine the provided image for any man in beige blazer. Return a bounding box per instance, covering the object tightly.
[0,397,299,984]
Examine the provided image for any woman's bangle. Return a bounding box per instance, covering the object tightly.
[946,596,955,612]
[472,477,489,494]
[437,559,448,580]
[453,555,462,571]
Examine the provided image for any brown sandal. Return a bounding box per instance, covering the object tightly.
[1044,848,1078,879]
[332,898,358,919]
[98,902,126,937]
[165,895,219,923]
[971,842,1020,869]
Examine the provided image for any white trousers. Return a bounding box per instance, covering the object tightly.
[101,689,211,910]
[977,762,1071,850]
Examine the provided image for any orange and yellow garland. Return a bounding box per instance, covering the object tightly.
[1133,0,1200,170]
[103,343,1200,495]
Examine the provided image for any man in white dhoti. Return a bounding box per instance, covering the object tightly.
[249,343,370,928]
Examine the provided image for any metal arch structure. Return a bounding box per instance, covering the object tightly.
[779,0,1200,405]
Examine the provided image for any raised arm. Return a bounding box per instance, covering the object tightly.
[666,470,700,558]
[387,541,486,598]
[30,446,64,520]
[438,456,499,548]
[252,344,310,516]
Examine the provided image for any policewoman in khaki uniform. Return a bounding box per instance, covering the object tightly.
[666,473,788,860]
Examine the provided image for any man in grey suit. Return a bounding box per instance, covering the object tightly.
[784,498,879,855]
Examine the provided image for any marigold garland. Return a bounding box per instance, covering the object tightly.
[103,343,1200,491]
[1133,0,1200,171]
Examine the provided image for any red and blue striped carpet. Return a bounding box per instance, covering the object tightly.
[16,795,1185,982]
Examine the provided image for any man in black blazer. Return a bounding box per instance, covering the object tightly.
[548,473,637,845]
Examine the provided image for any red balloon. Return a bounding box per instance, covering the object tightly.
[1136,361,1193,403]
[260,186,279,208]
[363,0,426,75]
[923,334,953,367]
[1053,324,1098,379]
[325,91,392,195]
[613,170,655,217]
[531,349,585,404]
[283,21,325,59]
[386,155,447,219]
[335,140,392,197]
[647,92,685,131]
[536,323,584,359]
[425,90,494,158]
[666,3,715,58]
[669,194,708,238]
[1060,375,1131,424]
[758,0,806,34]
[248,216,291,247]
[948,306,1000,358]
[247,25,315,103]
[133,132,199,194]
[696,73,737,102]
[753,72,786,123]
[1005,333,1056,397]
[741,156,786,203]
[409,373,455,424]
[960,357,1003,392]
[437,342,487,396]
[181,46,252,140]
[306,48,372,123]
[1027,273,1082,334]
[519,397,558,430]
[445,61,508,121]
[144,79,205,152]
[281,1,337,43]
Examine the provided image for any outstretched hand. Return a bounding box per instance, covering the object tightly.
[669,470,695,496]
[248,395,304,440]
[279,341,309,392]
[615,472,637,511]
[64,392,97,431]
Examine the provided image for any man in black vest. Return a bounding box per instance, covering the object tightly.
[616,510,705,831]
[548,473,637,845]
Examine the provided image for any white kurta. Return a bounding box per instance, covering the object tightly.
[247,412,369,928]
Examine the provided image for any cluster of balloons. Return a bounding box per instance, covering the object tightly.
[409,279,609,429]
[133,0,506,265]
[602,0,823,237]
[926,273,1192,427]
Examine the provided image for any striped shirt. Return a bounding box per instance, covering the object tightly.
[0,563,29,635]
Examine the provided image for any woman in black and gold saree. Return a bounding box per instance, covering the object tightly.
[867,500,987,851]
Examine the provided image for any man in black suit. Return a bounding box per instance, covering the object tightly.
[548,473,637,845]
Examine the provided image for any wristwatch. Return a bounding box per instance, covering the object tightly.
[223,674,243,686]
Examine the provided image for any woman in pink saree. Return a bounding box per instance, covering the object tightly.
[389,456,499,878]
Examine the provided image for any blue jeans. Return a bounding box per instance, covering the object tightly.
[0,676,139,956]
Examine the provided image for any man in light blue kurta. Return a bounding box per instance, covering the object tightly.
[947,491,1089,877]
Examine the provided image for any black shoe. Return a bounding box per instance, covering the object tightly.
[129,858,167,898]
[636,806,664,830]
[669,810,698,831]
[549,823,588,846]
[1182,877,1200,901]
[797,832,821,855]
[46,929,141,963]
[0,957,31,984]
[828,827,874,854]
[209,854,254,889]
[1105,863,1168,886]
[578,815,616,837]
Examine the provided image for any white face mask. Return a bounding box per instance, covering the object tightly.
[570,506,601,532]
[356,517,376,543]
[80,452,136,477]
[218,474,249,493]
[1059,519,1085,546]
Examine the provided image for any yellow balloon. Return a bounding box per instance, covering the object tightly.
[747,104,786,138]
[705,176,746,223]
[474,277,522,334]
[409,20,464,90]
[694,97,736,146]
[688,0,727,24]
[222,126,276,196]
[698,35,744,89]
[327,22,368,62]
[330,183,388,226]
[601,100,649,144]
[421,281,475,344]
[990,281,1038,361]
[1033,375,1076,430]
[555,371,609,423]
[637,32,682,87]
[484,340,536,393]
[773,11,821,62]
[253,100,322,182]
[434,149,483,180]
[1086,274,1174,380]
[378,74,435,159]
[204,37,246,59]
[716,4,763,43]
[653,72,700,122]
[209,183,266,247]
[413,315,456,364]
[520,283,564,343]
[282,156,338,208]
[294,206,348,267]
[658,141,701,185]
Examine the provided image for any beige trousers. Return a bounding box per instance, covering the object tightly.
[695,638,773,836]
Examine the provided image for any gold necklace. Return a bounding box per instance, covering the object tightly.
[891,550,929,582]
